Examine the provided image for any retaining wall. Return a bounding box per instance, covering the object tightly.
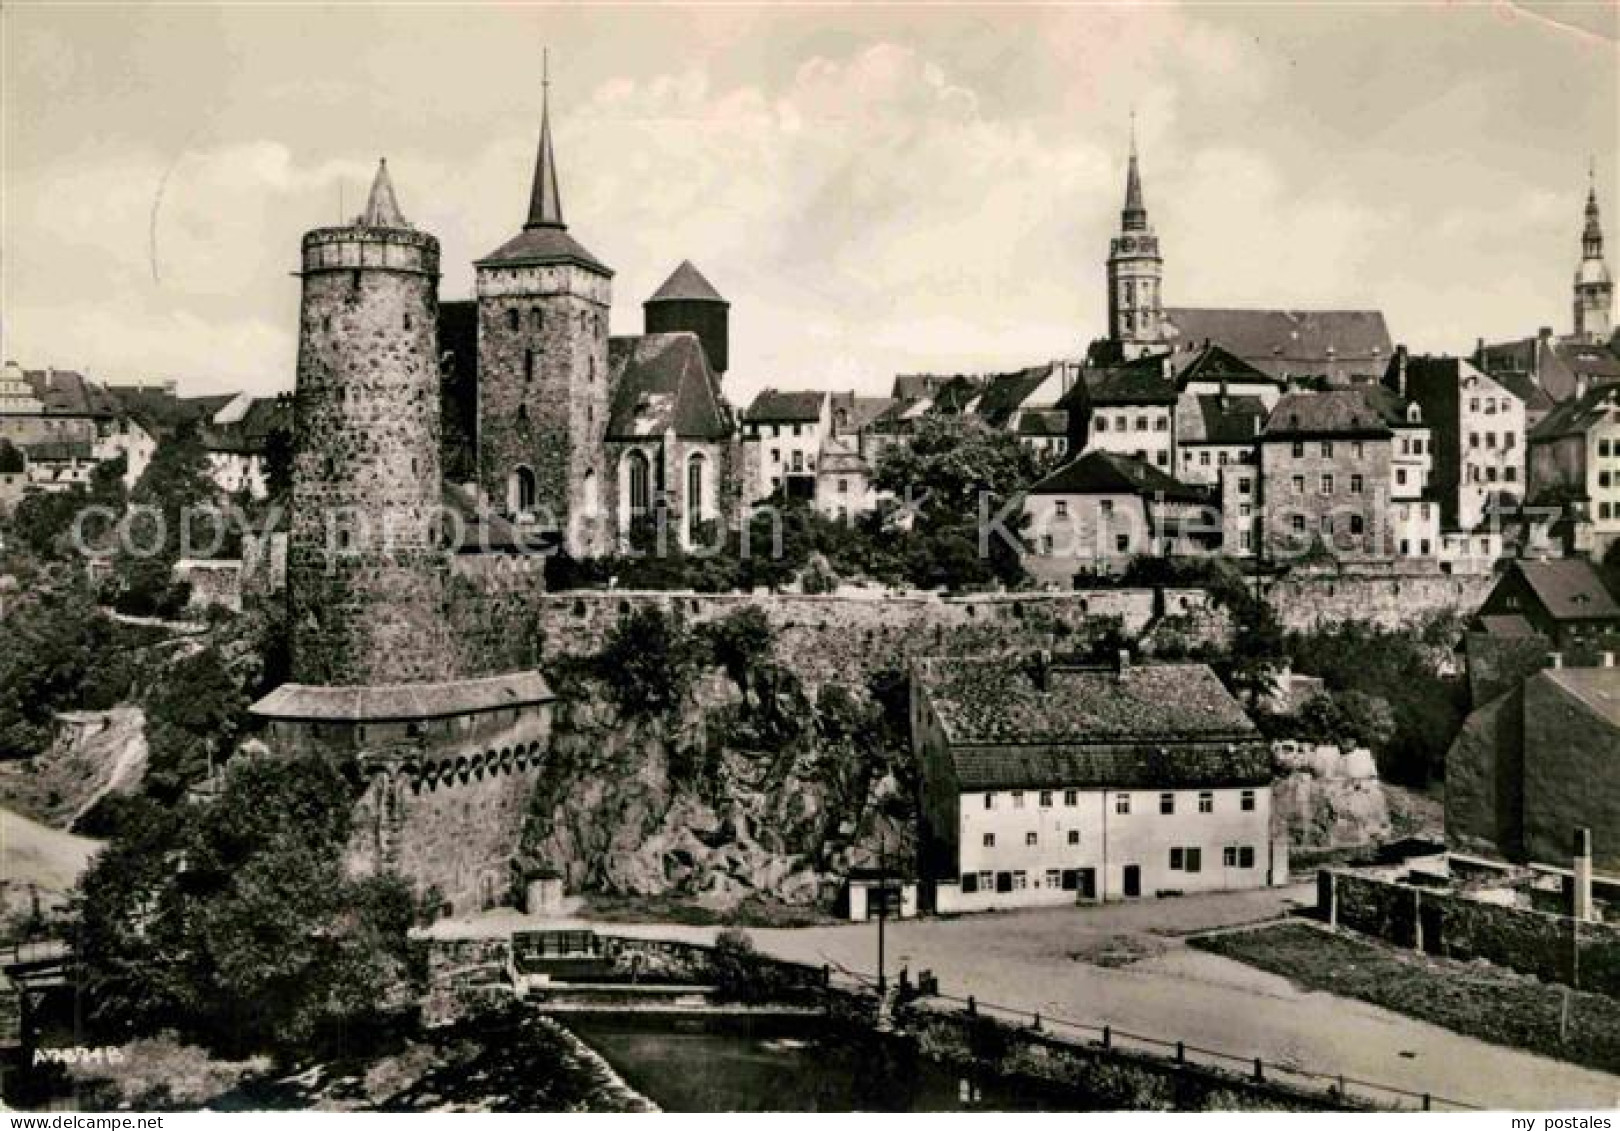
[1321,869,1620,997]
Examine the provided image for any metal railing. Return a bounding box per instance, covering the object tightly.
[810,958,1479,1112]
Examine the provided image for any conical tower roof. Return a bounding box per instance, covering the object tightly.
[1122,118,1147,232]
[358,158,410,229]
[476,54,611,276]
[646,260,727,304]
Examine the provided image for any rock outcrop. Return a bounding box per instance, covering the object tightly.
[1269,741,1392,849]
[519,666,912,912]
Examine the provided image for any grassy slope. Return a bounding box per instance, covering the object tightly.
[1,805,101,913]
[1192,921,1620,1076]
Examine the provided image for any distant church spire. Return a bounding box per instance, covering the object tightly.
[359,158,409,229]
[1122,110,1147,231]
[1574,157,1613,343]
[525,48,565,230]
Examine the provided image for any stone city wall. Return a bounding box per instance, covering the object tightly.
[1262,570,1493,632]
[1322,869,1620,997]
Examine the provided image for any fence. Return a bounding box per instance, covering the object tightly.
[812,955,1477,1112]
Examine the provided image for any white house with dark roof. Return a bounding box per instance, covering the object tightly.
[741,388,830,502]
[912,653,1279,911]
[1021,450,1218,584]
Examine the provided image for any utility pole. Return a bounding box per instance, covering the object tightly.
[877,832,887,996]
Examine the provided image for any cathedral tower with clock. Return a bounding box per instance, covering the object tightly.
[1104,123,1165,360]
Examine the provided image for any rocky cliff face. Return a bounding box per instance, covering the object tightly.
[519,665,912,913]
[1269,742,1392,848]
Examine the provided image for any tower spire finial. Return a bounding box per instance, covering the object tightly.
[525,47,565,229]
[1122,113,1146,230]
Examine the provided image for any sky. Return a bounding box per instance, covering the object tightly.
[2,2,1616,405]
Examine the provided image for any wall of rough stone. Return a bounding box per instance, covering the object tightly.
[177,559,244,613]
[1324,870,1620,997]
[476,263,611,557]
[1444,689,1523,861]
[447,553,549,677]
[531,588,1198,684]
[1262,570,1492,632]
[290,224,456,685]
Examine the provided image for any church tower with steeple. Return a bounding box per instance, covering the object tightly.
[476,57,613,555]
[1574,164,1613,344]
[1105,122,1165,359]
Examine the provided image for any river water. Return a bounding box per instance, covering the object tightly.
[566,1012,1091,1112]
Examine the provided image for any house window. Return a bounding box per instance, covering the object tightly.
[1291,515,1307,534]
[1154,416,1168,433]
[984,793,996,810]
[1116,793,1131,814]
[1064,789,1078,806]
[1100,499,1114,515]
[1291,475,1305,493]
[1068,830,1080,845]
[1095,417,1109,433]
[1115,534,1130,552]
[1012,791,1025,809]
[1320,474,1334,495]
[1135,416,1149,431]
[1045,869,1062,888]
[1155,451,1168,467]
[1239,846,1255,868]
[1013,871,1028,890]
[1170,847,1184,870]
[1224,846,1238,868]
[1321,442,1333,458]
[1469,432,1479,448]
[1241,789,1256,811]
[1026,832,1038,847]
[983,833,996,848]
[1351,441,1364,459]
[1055,501,1068,518]
[1396,469,1407,486]
[1186,848,1203,873]
[1292,442,1304,459]
[838,478,849,494]
[1350,474,1363,495]
[1160,792,1175,815]
[960,872,979,893]
[1198,791,1213,813]
[1039,791,1053,807]
[1199,451,1211,466]
[1239,478,1252,495]
[1349,514,1365,534]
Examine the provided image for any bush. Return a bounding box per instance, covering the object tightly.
[597,605,700,716]
[699,606,774,688]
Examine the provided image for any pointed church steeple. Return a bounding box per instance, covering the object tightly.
[525,50,565,230]
[358,158,409,229]
[1122,114,1147,230]
[1574,158,1613,343]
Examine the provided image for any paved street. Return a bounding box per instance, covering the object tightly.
[436,885,1620,1110]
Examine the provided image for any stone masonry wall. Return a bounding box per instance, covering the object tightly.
[1262,570,1492,632]
[447,553,549,677]
[477,263,611,557]
[289,226,457,685]
[1325,870,1620,997]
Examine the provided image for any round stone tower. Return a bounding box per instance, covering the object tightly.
[289,159,456,685]
[645,260,729,376]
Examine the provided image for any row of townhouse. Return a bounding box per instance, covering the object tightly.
[1018,344,1530,577]
[0,359,293,514]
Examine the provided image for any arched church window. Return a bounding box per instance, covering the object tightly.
[627,451,651,515]
[687,453,706,534]
[511,465,537,514]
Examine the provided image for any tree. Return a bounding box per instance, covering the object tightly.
[76,753,417,1060]
[598,605,700,715]
[699,606,774,689]
[1292,690,1397,751]
[261,423,295,502]
[0,574,128,758]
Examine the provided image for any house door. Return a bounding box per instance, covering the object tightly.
[1078,868,1097,901]
[1122,865,1141,899]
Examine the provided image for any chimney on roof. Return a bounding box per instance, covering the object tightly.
[1474,337,1485,366]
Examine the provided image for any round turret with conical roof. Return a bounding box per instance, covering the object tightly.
[645,260,730,376]
[290,158,455,686]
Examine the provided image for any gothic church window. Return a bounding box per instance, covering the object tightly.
[511,465,537,514]
[627,450,651,515]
